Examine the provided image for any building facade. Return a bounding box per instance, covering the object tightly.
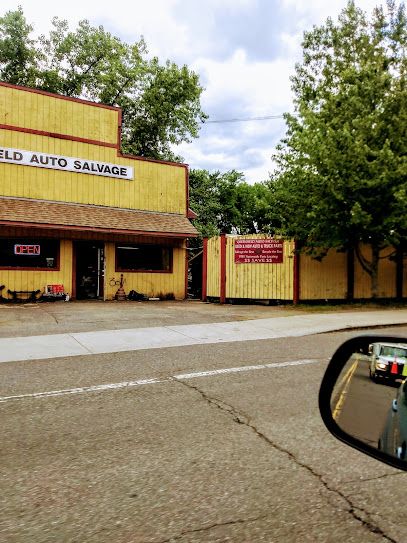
[0,82,197,301]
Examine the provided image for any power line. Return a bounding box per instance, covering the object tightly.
[202,114,285,124]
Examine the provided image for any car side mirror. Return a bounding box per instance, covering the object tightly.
[319,335,407,470]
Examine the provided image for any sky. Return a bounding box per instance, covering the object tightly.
[2,0,382,183]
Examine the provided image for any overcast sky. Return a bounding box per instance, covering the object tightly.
[2,0,382,182]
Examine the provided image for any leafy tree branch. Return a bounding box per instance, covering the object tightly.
[0,7,207,161]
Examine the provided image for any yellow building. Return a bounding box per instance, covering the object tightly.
[0,82,197,301]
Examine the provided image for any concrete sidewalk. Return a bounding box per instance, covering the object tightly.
[1,309,407,364]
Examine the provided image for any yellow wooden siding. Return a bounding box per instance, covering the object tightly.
[0,85,118,145]
[300,250,347,300]
[206,235,294,300]
[354,246,396,299]
[206,236,402,301]
[0,129,187,214]
[376,247,397,298]
[225,235,294,300]
[206,236,221,297]
[0,239,72,296]
[104,242,186,300]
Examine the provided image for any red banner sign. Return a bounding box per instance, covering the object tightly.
[14,244,41,255]
[234,239,283,264]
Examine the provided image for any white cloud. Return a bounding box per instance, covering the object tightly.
[281,0,381,19]
[0,0,396,183]
[194,49,294,115]
[2,0,190,58]
[177,48,293,181]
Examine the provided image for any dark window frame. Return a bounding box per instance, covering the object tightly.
[0,238,60,271]
[115,243,173,273]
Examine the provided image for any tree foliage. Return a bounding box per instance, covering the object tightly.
[270,0,407,297]
[0,8,37,86]
[0,7,206,161]
[189,169,272,245]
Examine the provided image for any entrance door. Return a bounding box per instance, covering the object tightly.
[74,241,105,299]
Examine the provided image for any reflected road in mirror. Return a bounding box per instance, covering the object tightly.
[331,340,407,459]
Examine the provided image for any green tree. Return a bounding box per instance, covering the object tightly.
[0,8,206,161]
[189,168,272,244]
[270,1,407,297]
[187,169,274,296]
[0,7,38,86]
[188,169,223,242]
[121,60,204,160]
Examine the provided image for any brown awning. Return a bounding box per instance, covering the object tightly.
[0,197,198,238]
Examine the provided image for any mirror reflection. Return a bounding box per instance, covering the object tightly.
[331,340,407,460]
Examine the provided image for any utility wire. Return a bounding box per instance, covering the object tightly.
[202,114,285,124]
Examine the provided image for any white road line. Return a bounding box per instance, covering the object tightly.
[0,378,162,403]
[0,358,321,403]
[173,359,318,380]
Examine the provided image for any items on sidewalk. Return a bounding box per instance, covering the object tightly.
[6,288,42,303]
[0,284,70,303]
[41,284,70,302]
[115,274,127,301]
[128,290,149,301]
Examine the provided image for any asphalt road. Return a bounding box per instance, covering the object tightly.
[2,325,407,542]
[333,355,399,448]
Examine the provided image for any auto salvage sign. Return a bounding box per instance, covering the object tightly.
[234,239,284,264]
[0,147,133,180]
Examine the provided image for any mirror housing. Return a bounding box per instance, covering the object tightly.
[319,334,407,471]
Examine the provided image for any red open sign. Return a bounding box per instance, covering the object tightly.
[14,244,41,255]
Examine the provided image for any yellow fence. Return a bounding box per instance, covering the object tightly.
[299,250,348,300]
[205,235,295,301]
[204,235,402,302]
[206,236,221,298]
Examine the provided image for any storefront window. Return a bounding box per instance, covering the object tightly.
[116,244,172,272]
[0,239,59,269]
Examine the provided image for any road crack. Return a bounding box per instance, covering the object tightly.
[38,306,60,325]
[69,334,95,355]
[340,472,406,485]
[174,378,398,543]
[155,513,269,543]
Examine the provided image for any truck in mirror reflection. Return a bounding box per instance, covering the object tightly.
[319,336,407,471]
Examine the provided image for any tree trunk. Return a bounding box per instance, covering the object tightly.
[371,245,380,299]
[396,244,404,300]
[346,247,354,301]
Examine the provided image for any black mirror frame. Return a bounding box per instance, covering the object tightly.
[319,334,407,471]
